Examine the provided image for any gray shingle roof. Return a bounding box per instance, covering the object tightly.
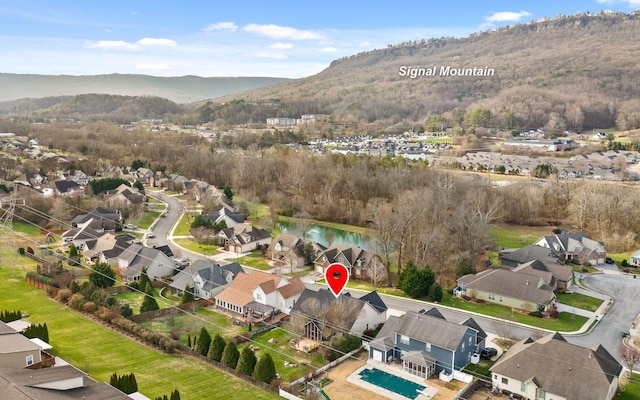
[394,310,471,351]
[490,333,622,400]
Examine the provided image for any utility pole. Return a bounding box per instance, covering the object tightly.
[1,185,25,276]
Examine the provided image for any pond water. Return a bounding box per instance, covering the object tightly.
[277,221,368,249]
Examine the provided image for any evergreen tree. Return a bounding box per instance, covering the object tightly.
[398,260,433,298]
[140,283,159,313]
[138,267,152,292]
[223,185,233,200]
[68,244,80,266]
[221,340,239,369]
[187,334,191,348]
[109,372,138,394]
[236,346,257,376]
[24,323,49,343]
[195,326,211,356]
[429,282,443,302]
[180,284,194,304]
[88,262,116,288]
[69,280,81,294]
[253,352,277,384]
[170,389,181,400]
[207,334,226,362]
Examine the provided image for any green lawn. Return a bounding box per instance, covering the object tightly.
[609,252,633,266]
[316,278,410,298]
[236,250,272,270]
[619,373,640,399]
[238,327,325,383]
[462,359,494,378]
[173,238,220,256]
[490,225,548,249]
[114,287,178,315]
[131,211,161,230]
[440,292,588,332]
[12,221,44,236]
[0,267,280,400]
[173,213,193,236]
[556,292,604,312]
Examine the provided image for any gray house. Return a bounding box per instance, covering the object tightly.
[368,308,486,377]
[170,260,244,299]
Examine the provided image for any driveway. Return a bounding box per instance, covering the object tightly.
[566,273,640,363]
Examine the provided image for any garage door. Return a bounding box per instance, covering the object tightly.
[372,350,383,362]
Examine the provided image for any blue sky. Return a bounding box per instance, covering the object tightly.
[0,0,638,78]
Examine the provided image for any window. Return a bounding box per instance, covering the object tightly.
[488,293,495,300]
[521,382,527,392]
[501,377,508,385]
[399,335,410,345]
[425,342,431,351]
[256,293,263,301]
[26,355,34,366]
[469,337,472,344]
[499,295,504,302]
[538,389,545,398]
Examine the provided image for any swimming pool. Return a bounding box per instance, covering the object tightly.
[359,367,426,399]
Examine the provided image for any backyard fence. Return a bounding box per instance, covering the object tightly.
[289,345,363,387]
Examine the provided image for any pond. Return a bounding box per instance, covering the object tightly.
[277,220,368,249]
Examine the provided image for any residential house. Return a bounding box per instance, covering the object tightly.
[52,180,84,197]
[71,207,123,230]
[0,364,134,399]
[499,244,564,268]
[83,232,137,264]
[490,333,622,400]
[513,259,574,291]
[456,268,556,312]
[270,233,325,270]
[290,288,387,341]
[170,260,244,300]
[630,249,640,267]
[98,234,138,266]
[313,242,382,280]
[117,244,175,283]
[368,308,486,377]
[136,167,154,185]
[0,321,54,369]
[61,169,88,186]
[214,270,305,317]
[104,184,145,208]
[217,223,271,253]
[61,225,103,250]
[534,233,606,265]
[204,207,245,228]
[13,173,45,190]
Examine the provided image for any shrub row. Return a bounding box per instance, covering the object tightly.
[26,271,59,288]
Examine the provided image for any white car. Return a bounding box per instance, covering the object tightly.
[148,232,155,238]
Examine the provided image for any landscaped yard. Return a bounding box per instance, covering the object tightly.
[113,287,178,314]
[556,292,604,312]
[619,373,640,399]
[235,250,272,270]
[173,238,220,256]
[490,224,553,249]
[0,265,280,400]
[440,292,588,332]
[131,210,161,230]
[172,213,193,236]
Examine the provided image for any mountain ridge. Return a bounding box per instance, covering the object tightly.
[0,73,291,104]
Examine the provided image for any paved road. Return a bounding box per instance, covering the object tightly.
[566,273,640,361]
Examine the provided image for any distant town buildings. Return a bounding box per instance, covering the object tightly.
[266,114,326,128]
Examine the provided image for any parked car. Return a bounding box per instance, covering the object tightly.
[605,257,614,264]
[148,232,155,238]
[480,347,498,359]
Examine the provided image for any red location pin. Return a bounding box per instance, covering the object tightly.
[325,263,349,298]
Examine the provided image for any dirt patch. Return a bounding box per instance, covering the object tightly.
[320,358,465,400]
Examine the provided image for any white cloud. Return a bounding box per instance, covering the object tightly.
[136,64,172,71]
[243,23,324,40]
[270,42,294,49]
[86,40,139,50]
[136,38,177,47]
[319,46,338,53]
[254,52,287,60]
[485,10,532,23]
[597,0,640,7]
[203,22,238,32]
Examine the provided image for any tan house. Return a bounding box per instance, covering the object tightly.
[214,270,305,317]
[270,233,325,269]
[0,321,54,369]
[490,333,622,400]
[456,269,556,312]
[313,242,382,280]
[534,233,606,265]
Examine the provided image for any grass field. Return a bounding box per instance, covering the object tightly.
[114,288,178,315]
[619,373,640,399]
[0,266,280,400]
[172,213,193,236]
[556,292,604,312]
[440,292,588,332]
[235,250,272,270]
[11,221,45,236]
[490,224,554,249]
[132,211,161,230]
[173,238,220,256]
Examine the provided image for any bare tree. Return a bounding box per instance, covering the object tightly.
[493,311,516,341]
[619,343,640,381]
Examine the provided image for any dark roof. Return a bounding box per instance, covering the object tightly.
[153,244,174,258]
[169,260,244,292]
[499,244,564,265]
[291,288,367,332]
[53,180,80,193]
[384,310,474,351]
[359,291,388,313]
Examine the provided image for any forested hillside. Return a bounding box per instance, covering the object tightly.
[214,12,640,132]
